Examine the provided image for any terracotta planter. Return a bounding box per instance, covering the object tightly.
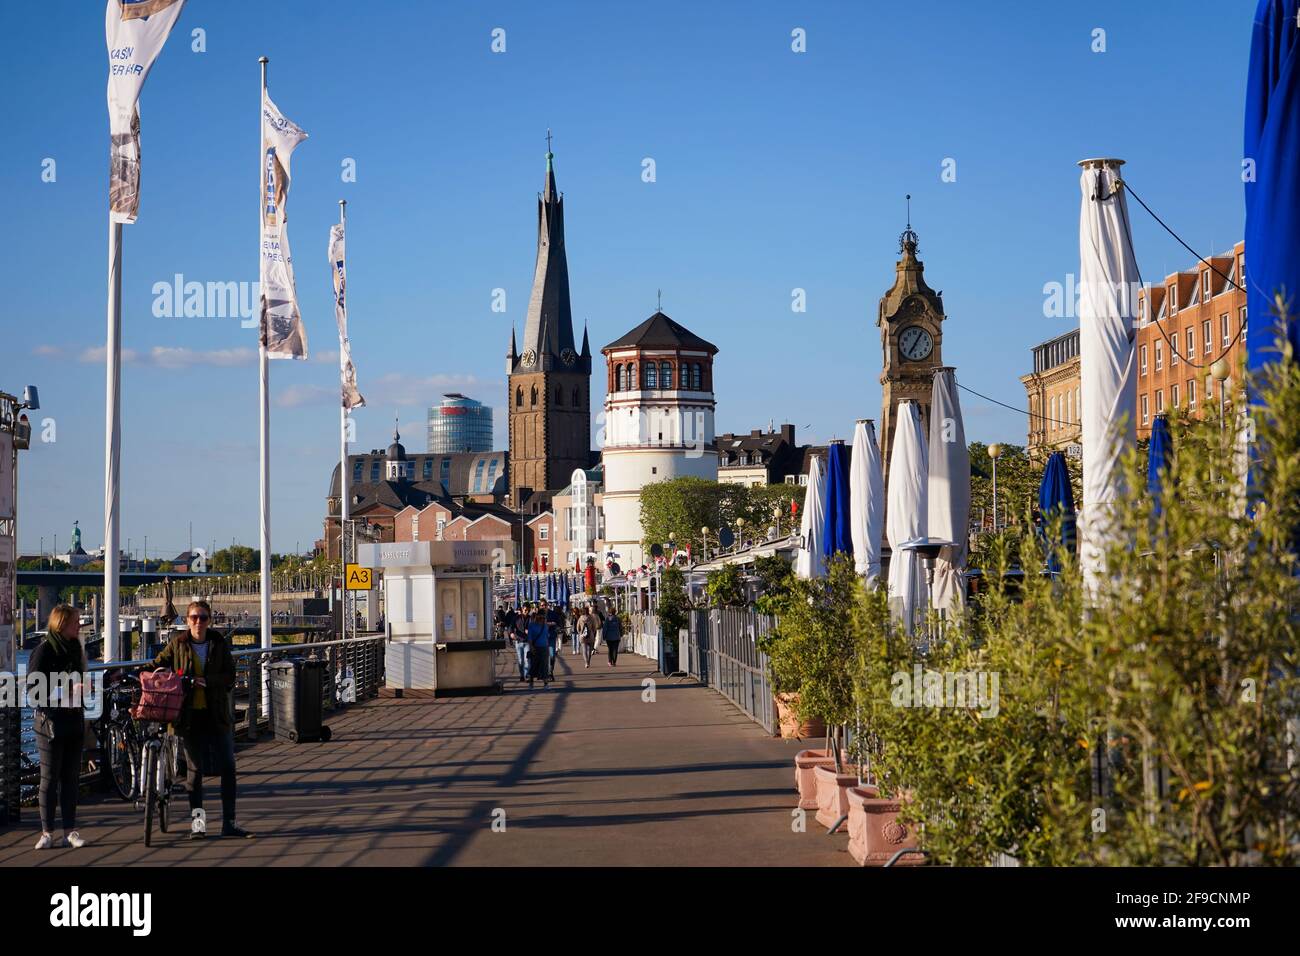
[846,788,923,866]
[813,764,858,832]
[774,693,826,740]
[794,749,838,810]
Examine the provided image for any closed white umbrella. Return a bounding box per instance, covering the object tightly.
[886,402,928,632]
[927,368,971,614]
[1077,158,1139,596]
[850,419,884,584]
[795,454,826,579]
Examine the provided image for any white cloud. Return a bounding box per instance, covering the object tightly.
[276,384,335,408]
[366,372,493,408]
[313,349,340,365]
[32,345,64,358]
[78,345,140,364]
[147,346,257,369]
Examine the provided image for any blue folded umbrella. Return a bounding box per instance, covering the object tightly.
[1037,451,1076,573]
[1147,414,1174,526]
[821,441,853,560]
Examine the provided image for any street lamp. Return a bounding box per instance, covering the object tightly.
[988,443,1004,532]
[700,526,709,562]
[773,504,782,538]
[735,516,746,549]
[1211,356,1230,432]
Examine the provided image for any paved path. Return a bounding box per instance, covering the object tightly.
[0,649,851,866]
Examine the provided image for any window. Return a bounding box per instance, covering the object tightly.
[629,364,638,389]
[1203,320,1212,355]
[440,457,451,490]
[1169,285,1178,314]
[1188,378,1196,407]
[692,364,701,389]
[798,474,808,487]
[1238,306,1247,343]
[1155,341,1163,371]
[1186,327,1194,359]
[1171,332,1180,366]
[515,386,523,407]
[352,460,363,483]
[473,459,486,493]
[1203,271,1212,298]
[1156,389,1164,412]
[645,363,657,388]
[486,458,498,491]
[530,385,537,406]
[1066,390,1073,428]
[1172,383,1180,408]
[539,525,548,541]
[369,460,380,482]
[412,514,419,541]
[616,364,625,391]
[1140,344,1148,375]
[1138,297,1146,324]
[436,517,446,540]
[423,458,433,481]
[1141,394,1149,425]
[663,362,673,388]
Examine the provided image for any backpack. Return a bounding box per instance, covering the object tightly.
[132,668,185,723]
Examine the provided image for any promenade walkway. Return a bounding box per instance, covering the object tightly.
[0,648,849,866]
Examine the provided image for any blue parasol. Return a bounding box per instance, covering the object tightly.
[1037,451,1077,573]
[821,441,853,560]
[1147,414,1174,526]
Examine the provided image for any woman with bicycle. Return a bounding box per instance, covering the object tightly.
[151,599,251,840]
[28,604,89,850]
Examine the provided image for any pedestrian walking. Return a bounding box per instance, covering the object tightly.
[570,605,583,654]
[601,603,623,667]
[151,600,251,839]
[512,604,531,681]
[542,599,563,672]
[527,608,551,688]
[577,603,602,668]
[28,604,89,850]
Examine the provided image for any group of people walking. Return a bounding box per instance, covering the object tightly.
[495,598,623,689]
[27,599,251,850]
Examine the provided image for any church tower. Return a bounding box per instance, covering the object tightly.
[878,215,946,481]
[507,136,592,506]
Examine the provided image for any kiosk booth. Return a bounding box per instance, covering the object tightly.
[358,539,511,696]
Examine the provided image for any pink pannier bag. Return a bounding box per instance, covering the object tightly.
[132,669,185,723]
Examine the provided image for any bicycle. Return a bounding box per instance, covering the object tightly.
[138,714,182,847]
[97,673,143,801]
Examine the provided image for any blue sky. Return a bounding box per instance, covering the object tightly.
[2,0,1254,558]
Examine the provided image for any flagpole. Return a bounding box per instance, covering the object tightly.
[104,219,123,662]
[338,198,350,643]
[259,56,272,712]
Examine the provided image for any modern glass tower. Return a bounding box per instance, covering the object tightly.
[427,393,493,454]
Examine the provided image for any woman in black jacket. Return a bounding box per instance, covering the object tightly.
[151,599,251,839]
[27,604,89,849]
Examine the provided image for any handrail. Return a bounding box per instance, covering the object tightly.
[84,634,386,673]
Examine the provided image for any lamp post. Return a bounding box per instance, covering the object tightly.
[988,443,1004,532]
[773,504,782,539]
[735,516,746,549]
[700,526,709,563]
[1211,356,1230,432]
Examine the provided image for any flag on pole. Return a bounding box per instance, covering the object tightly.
[260,93,308,359]
[329,223,365,409]
[105,0,186,224]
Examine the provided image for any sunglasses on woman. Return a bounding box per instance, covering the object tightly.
[188,614,210,622]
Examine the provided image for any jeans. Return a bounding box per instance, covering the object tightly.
[180,718,237,826]
[514,640,529,679]
[548,638,559,668]
[36,725,84,832]
[606,639,621,665]
[582,643,594,666]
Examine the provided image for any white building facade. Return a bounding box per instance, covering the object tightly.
[600,311,718,569]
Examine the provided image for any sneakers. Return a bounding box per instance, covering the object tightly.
[221,821,254,839]
[190,808,207,840]
[62,831,87,849]
[34,832,53,850]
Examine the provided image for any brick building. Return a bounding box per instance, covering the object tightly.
[1020,329,1081,460]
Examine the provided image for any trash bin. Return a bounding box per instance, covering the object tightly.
[267,659,332,743]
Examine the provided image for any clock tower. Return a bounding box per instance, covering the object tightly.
[878,218,946,479]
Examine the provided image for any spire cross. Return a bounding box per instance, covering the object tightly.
[546,129,553,154]
[906,194,911,230]
[657,289,662,311]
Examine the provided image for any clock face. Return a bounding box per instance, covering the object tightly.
[521,348,537,368]
[561,348,577,367]
[899,326,933,361]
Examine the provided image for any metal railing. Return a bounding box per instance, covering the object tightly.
[135,570,335,600]
[686,607,777,736]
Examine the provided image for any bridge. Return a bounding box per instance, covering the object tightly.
[0,646,843,867]
[15,570,220,588]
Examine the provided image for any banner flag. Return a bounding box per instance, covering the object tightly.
[105,0,186,224]
[259,93,308,359]
[329,223,365,409]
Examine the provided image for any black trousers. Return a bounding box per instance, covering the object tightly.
[606,639,621,665]
[529,645,550,681]
[180,714,237,826]
[36,726,84,833]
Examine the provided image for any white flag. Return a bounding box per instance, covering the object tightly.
[329,223,365,409]
[105,0,186,224]
[259,93,308,360]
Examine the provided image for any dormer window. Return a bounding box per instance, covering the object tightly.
[1203,271,1212,298]
[1169,285,1178,314]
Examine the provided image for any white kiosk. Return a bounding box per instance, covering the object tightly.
[358,539,512,696]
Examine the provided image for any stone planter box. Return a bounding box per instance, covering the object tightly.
[794,748,840,811]
[813,764,859,832]
[846,787,923,866]
[775,693,826,740]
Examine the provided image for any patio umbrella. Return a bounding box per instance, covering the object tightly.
[514,575,522,608]
[822,441,853,563]
[795,454,827,579]
[1077,157,1139,597]
[1038,451,1077,573]
[850,420,885,584]
[160,576,178,625]
[927,368,971,613]
[886,401,929,633]
[560,571,570,607]
[1147,414,1174,525]
[1244,0,1300,385]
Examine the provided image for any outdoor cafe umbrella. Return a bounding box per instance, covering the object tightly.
[1038,451,1077,574]
[795,454,827,579]
[514,575,522,607]
[850,419,884,585]
[927,368,971,614]
[886,401,928,633]
[1147,414,1174,525]
[1244,0,1300,387]
[822,440,853,562]
[1077,157,1139,597]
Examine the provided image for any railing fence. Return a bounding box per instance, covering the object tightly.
[685,607,776,736]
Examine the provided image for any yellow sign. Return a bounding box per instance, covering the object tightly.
[345,564,373,590]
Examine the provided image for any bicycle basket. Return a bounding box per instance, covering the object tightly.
[131,669,185,723]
